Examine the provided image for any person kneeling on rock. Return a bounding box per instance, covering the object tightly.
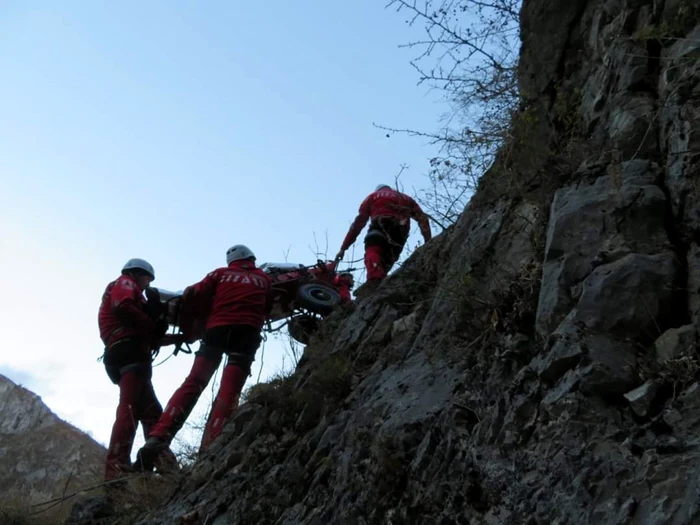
[135,244,273,471]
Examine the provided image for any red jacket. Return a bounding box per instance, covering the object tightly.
[340,188,432,251]
[183,260,273,331]
[98,275,157,347]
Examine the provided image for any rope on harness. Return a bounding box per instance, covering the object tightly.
[173,341,193,356]
[209,362,220,413]
[263,319,290,334]
[256,337,266,383]
[152,325,193,367]
[152,352,175,368]
[152,338,192,367]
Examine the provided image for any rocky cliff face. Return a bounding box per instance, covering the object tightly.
[69,0,700,523]
[0,374,105,517]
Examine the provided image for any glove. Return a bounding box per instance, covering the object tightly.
[178,287,196,318]
[181,286,195,303]
[144,289,166,319]
[144,286,160,304]
[149,319,168,353]
[156,318,169,337]
[150,319,168,346]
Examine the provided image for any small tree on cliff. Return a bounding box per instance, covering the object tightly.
[381,0,522,228]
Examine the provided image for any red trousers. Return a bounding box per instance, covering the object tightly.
[105,370,177,480]
[364,245,387,280]
[148,354,249,452]
[363,218,408,281]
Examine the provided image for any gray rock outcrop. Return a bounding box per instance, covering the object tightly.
[0,374,105,519]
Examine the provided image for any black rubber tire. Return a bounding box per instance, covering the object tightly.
[296,283,341,315]
[288,315,320,345]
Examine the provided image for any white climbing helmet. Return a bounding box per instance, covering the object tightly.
[226,245,256,264]
[375,184,392,191]
[122,258,155,279]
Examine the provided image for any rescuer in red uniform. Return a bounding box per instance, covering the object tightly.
[336,184,431,295]
[135,245,273,471]
[98,258,176,481]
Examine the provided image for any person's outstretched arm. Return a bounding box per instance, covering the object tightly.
[411,199,432,243]
[336,196,371,259]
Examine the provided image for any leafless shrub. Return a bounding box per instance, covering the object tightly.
[379,0,522,227]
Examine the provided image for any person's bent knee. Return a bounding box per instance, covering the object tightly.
[225,347,256,375]
[184,349,223,387]
[195,342,225,363]
[119,362,152,380]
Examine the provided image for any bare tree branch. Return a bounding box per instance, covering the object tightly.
[383,0,521,226]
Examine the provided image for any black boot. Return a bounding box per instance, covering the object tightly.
[134,437,167,473]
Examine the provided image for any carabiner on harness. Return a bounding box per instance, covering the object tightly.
[174,340,193,356]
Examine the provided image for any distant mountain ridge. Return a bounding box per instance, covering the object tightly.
[0,373,106,512]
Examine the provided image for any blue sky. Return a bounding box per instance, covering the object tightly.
[0,1,447,454]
